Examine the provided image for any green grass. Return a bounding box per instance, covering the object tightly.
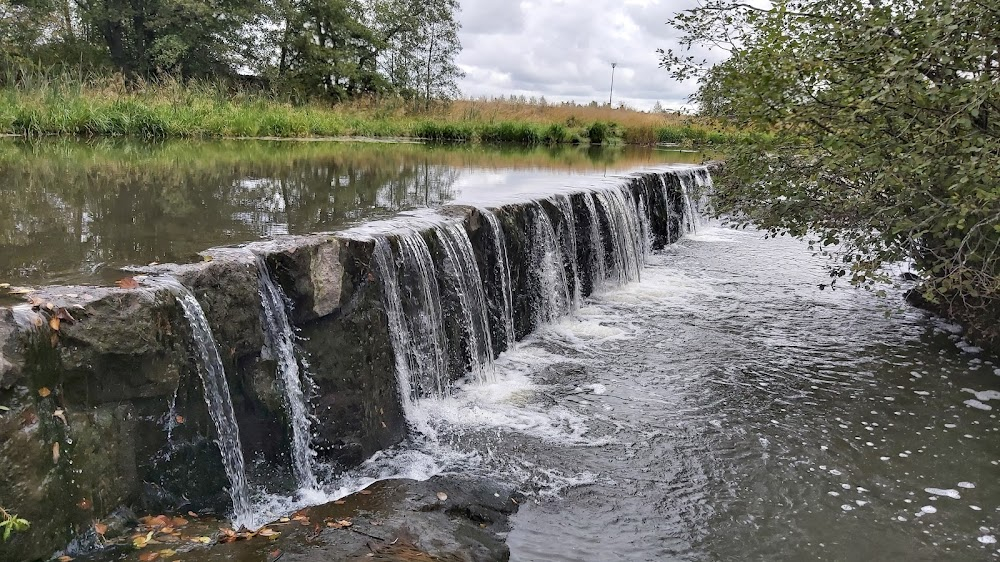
[0,72,763,146]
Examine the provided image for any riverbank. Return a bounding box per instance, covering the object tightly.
[0,80,766,145]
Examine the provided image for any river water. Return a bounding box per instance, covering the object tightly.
[6,140,997,560]
[391,224,1000,561]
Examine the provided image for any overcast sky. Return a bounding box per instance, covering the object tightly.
[455,0,702,111]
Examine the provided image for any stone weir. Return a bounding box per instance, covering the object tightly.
[0,166,712,561]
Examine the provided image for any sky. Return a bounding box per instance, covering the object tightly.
[455,0,703,111]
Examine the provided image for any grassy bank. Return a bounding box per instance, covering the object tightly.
[0,74,767,145]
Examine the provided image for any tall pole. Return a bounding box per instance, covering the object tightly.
[609,62,617,107]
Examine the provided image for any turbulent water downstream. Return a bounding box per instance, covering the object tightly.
[423,226,1000,561]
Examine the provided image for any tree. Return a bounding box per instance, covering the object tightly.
[362,0,462,105]
[73,0,264,78]
[662,0,1000,328]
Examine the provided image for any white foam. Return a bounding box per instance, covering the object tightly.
[964,399,993,411]
[920,505,938,515]
[979,535,997,545]
[958,482,976,489]
[925,488,961,500]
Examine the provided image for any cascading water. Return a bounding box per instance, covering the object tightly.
[583,193,608,291]
[255,255,318,491]
[157,277,253,526]
[678,170,702,234]
[480,209,516,351]
[552,195,582,309]
[433,223,495,380]
[531,203,572,326]
[373,230,450,400]
[593,189,644,285]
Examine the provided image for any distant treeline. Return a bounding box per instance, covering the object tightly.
[0,0,462,104]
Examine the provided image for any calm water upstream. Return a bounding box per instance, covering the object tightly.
[6,141,997,561]
[0,139,702,286]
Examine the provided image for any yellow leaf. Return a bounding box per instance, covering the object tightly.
[257,528,280,539]
[38,387,51,398]
[94,522,108,536]
[158,549,177,558]
[48,317,60,332]
[52,442,60,464]
[190,536,212,544]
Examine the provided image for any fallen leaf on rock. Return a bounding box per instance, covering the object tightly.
[31,315,43,328]
[94,522,108,536]
[52,442,60,463]
[359,490,372,496]
[436,492,448,502]
[139,552,160,562]
[187,511,198,518]
[157,549,177,558]
[0,283,8,289]
[28,296,44,307]
[171,517,188,527]
[56,308,76,323]
[190,536,213,544]
[278,517,290,523]
[44,302,55,311]
[333,501,346,505]
[257,528,280,539]
[57,556,73,562]
[175,415,185,425]
[38,387,51,398]
[116,277,140,290]
[133,531,154,548]
[53,409,67,425]
[291,515,308,522]
[8,286,32,295]
[49,317,61,332]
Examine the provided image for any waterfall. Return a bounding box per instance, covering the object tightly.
[593,189,643,285]
[255,255,318,491]
[159,278,252,525]
[433,224,495,381]
[552,195,582,309]
[367,167,711,428]
[480,209,516,351]
[373,231,450,400]
[373,238,421,417]
[678,171,701,234]
[583,193,608,291]
[532,203,572,325]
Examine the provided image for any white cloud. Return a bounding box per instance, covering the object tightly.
[456,0,703,110]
